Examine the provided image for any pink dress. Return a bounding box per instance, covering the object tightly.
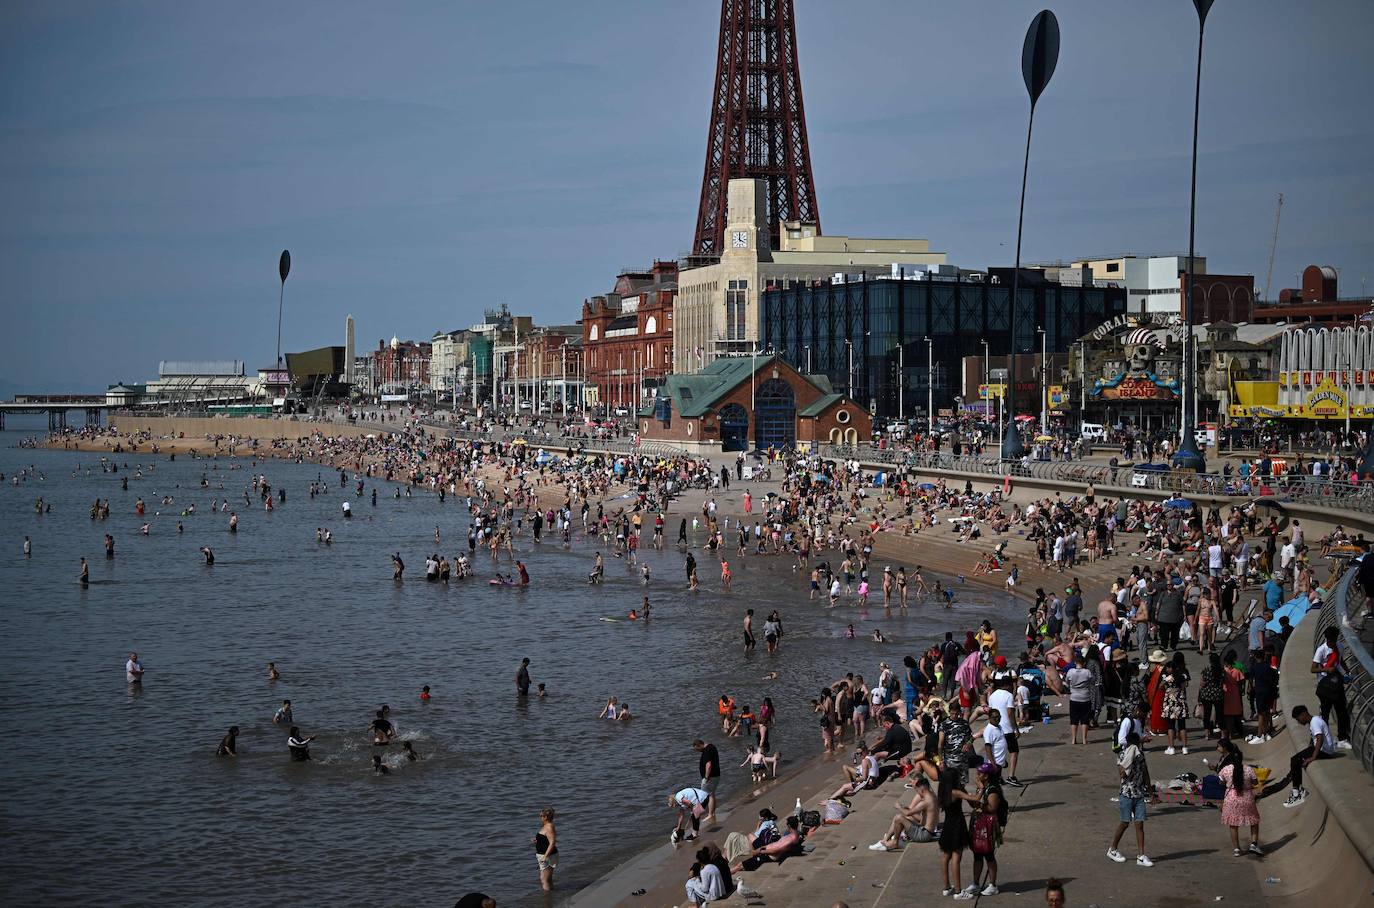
[1218,765,1260,827]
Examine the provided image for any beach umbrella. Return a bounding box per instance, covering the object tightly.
[1163,497,1193,509]
[918,482,936,491]
[1267,594,1311,633]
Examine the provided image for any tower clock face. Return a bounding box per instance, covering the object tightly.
[731,230,749,249]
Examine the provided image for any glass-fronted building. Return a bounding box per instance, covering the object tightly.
[760,270,1127,419]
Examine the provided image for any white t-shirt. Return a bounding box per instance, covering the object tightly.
[988,689,1016,734]
[125,659,142,682]
[982,724,1008,767]
[1313,641,1336,681]
[674,787,710,807]
[1309,716,1337,755]
[1280,542,1296,568]
[1117,716,1143,748]
[858,753,879,782]
[1207,544,1223,569]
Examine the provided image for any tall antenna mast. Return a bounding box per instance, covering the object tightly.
[1263,193,1283,302]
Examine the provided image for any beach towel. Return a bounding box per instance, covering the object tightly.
[955,652,983,692]
[1266,593,1310,633]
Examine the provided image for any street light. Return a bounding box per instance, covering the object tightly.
[1002,10,1059,462]
[1037,327,1048,432]
[844,339,854,400]
[923,336,933,435]
[1171,0,1214,473]
[803,344,812,374]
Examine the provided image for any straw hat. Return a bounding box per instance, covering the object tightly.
[1111,649,1129,662]
[1148,649,1169,664]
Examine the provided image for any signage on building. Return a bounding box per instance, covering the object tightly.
[978,383,1006,400]
[1047,385,1066,409]
[1088,312,1178,342]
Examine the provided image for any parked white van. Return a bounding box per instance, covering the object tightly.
[1081,423,1107,442]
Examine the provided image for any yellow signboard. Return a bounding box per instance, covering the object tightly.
[1047,384,1067,410]
[978,383,1006,400]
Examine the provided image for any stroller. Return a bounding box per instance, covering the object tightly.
[1018,666,1047,721]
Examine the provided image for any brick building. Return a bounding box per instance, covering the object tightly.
[509,326,584,410]
[582,261,676,410]
[638,354,871,453]
[373,337,431,391]
[1253,264,1374,324]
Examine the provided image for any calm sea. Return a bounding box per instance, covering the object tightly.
[0,427,1012,906]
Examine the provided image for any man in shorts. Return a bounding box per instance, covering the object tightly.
[1107,731,1153,866]
[693,739,721,822]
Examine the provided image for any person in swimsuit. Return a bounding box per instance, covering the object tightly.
[370,709,395,745]
[372,755,389,774]
[216,726,239,756]
[80,557,89,586]
[267,662,280,681]
[598,697,619,720]
[897,567,909,609]
[200,546,214,565]
[287,727,314,761]
[743,609,757,653]
[534,807,559,891]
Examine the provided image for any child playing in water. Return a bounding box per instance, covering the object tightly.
[857,578,870,607]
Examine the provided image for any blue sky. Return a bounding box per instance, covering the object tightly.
[2,0,1371,392]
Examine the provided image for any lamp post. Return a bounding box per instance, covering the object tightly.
[1037,327,1048,432]
[924,336,934,435]
[981,338,991,421]
[845,339,854,400]
[1002,10,1059,462]
[803,344,812,374]
[896,343,905,421]
[1171,0,1215,473]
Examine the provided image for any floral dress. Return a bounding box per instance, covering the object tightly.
[1219,764,1260,827]
[1161,669,1189,721]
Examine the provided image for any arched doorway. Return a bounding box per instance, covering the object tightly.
[719,403,749,452]
[754,378,796,450]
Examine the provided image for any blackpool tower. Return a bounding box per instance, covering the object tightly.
[691,0,821,259]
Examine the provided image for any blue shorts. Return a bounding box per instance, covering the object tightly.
[1118,796,1146,823]
[1098,623,1115,642]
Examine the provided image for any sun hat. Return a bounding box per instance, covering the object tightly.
[1148,649,1169,664]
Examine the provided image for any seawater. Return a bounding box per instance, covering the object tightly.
[0,434,1013,906]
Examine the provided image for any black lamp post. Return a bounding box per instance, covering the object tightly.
[1170,0,1213,473]
[1002,10,1060,461]
[276,249,291,368]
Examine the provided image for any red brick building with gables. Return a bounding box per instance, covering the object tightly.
[582,261,676,411]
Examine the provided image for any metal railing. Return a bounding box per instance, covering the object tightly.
[1318,569,1374,777]
[815,444,1374,512]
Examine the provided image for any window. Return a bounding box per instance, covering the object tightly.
[726,280,749,341]
[1106,262,1120,273]
[645,315,657,334]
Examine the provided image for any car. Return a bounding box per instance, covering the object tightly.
[1080,423,1107,442]
[612,407,630,417]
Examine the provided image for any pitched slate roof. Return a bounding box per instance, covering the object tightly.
[652,355,838,419]
[798,392,843,417]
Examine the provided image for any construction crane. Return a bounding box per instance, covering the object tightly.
[1263,193,1283,302]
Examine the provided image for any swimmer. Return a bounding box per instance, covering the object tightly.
[872,628,887,643]
[642,597,652,621]
[372,755,390,774]
[598,697,620,720]
[420,685,431,701]
[403,741,418,762]
[537,683,547,698]
[617,702,633,722]
[80,557,89,586]
[274,699,293,725]
[267,662,280,681]
[23,536,31,558]
[628,609,639,620]
[370,709,395,745]
[392,553,405,580]
[641,563,652,584]
[216,726,240,757]
[200,546,215,565]
[761,671,780,681]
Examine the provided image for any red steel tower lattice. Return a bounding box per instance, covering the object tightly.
[692,0,821,259]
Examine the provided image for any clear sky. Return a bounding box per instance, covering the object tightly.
[2,0,1371,393]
